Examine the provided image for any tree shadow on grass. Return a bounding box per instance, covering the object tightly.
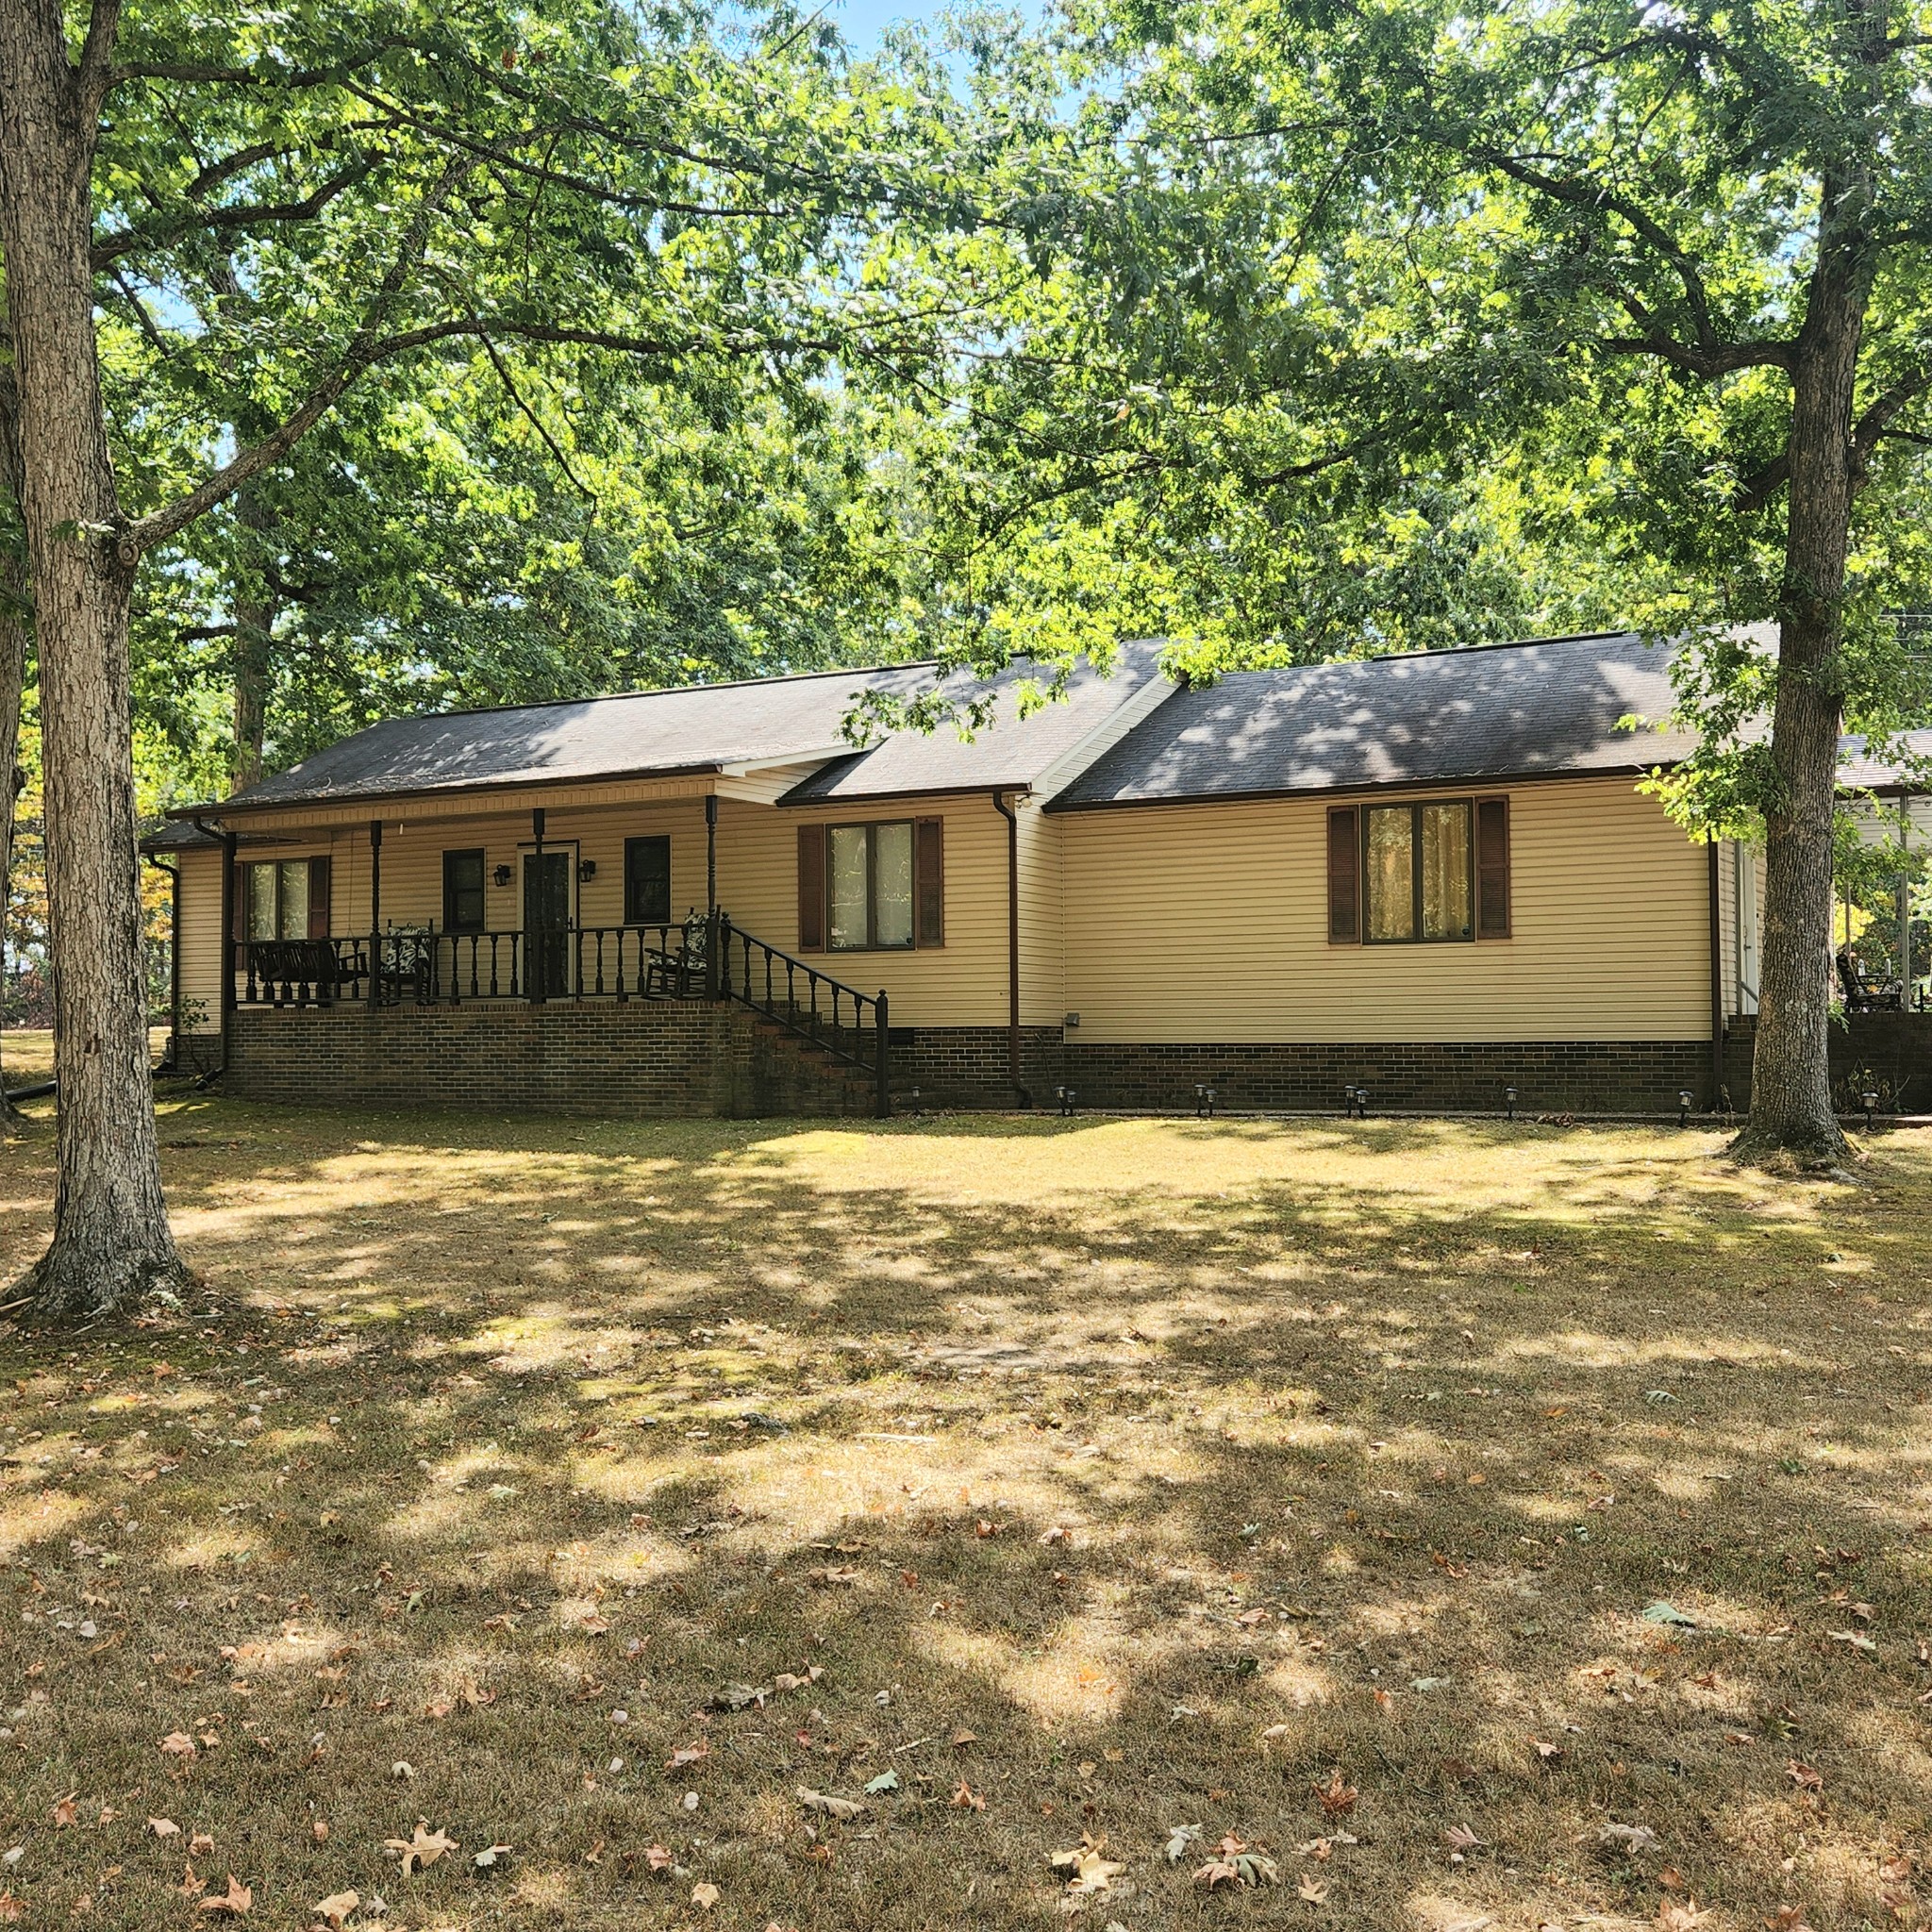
[2,1105,1929,1928]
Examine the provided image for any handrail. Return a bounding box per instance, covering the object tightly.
[715,914,891,1117]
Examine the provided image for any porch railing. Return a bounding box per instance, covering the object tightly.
[715,915,890,1118]
[236,913,892,1118]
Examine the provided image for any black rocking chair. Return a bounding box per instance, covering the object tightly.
[1838,949,1904,1014]
[645,911,710,998]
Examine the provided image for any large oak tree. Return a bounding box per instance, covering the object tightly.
[0,0,1008,1319]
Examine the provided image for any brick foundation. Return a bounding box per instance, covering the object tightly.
[198,1006,1932,1121]
[223,1002,873,1120]
[1055,1038,1723,1116]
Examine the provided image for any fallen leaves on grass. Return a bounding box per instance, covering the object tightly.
[198,1873,252,1916]
[311,1890,358,1928]
[950,1780,985,1810]
[159,1731,197,1760]
[666,1740,710,1771]
[147,1818,180,1840]
[383,1824,457,1876]
[691,1882,721,1910]
[1599,1824,1660,1857]
[1050,1833,1125,1894]
[1656,1903,1710,1929]
[1297,1874,1329,1902]
[1316,1768,1357,1815]
[1784,1760,1824,1790]
[1193,1833,1279,1889]
[797,1789,865,1821]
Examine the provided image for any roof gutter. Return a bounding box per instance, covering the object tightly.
[165,758,729,824]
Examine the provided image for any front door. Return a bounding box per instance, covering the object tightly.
[523,851,573,996]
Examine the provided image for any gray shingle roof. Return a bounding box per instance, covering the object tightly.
[1046,632,1700,809]
[184,647,1166,819]
[192,660,951,815]
[776,641,1167,804]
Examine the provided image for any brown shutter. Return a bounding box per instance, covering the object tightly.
[308,857,332,939]
[796,824,825,950]
[1326,807,1359,942]
[916,817,944,948]
[1475,797,1510,939]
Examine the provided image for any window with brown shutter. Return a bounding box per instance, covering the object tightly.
[796,824,826,950]
[916,817,944,948]
[1475,796,1510,939]
[1327,807,1360,943]
[308,857,332,939]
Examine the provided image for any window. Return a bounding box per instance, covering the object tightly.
[242,858,328,941]
[797,818,943,951]
[442,849,486,932]
[830,821,913,950]
[1327,799,1509,943]
[624,835,671,925]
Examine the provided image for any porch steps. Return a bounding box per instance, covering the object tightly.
[741,1010,880,1118]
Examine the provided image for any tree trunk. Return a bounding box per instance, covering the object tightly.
[0,0,189,1315]
[0,543,25,1132]
[1731,208,1872,1168]
[230,591,274,792]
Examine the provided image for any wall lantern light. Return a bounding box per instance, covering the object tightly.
[491,863,513,888]
[578,858,597,883]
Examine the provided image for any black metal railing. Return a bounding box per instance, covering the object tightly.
[716,915,890,1117]
[237,913,892,1117]
[241,937,369,1007]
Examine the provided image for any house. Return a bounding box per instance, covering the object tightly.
[144,631,1932,1118]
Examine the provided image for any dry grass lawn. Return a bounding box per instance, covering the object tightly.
[3,1092,1931,1932]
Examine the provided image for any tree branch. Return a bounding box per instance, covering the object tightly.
[76,0,123,120]
[472,327,596,502]
[92,162,375,269]
[1598,333,1793,377]
[1852,366,1932,459]
[1732,450,1790,515]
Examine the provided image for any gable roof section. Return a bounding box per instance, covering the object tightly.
[1046,632,1700,810]
[776,641,1170,805]
[180,646,1173,819]
[187,660,949,817]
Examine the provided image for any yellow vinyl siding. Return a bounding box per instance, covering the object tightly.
[1059,776,1711,1043]
[175,846,225,1036]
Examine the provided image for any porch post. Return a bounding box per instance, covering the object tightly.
[368,819,382,1012]
[1902,800,1913,1008]
[219,825,237,1068]
[705,792,718,915]
[530,807,545,1005]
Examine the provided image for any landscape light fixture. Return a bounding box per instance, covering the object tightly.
[1505,1084,1518,1122]
[1056,1086,1077,1117]
[1864,1088,1879,1130]
[1342,1084,1357,1118]
[1194,1083,1217,1119]
[1677,1089,1693,1127]
[1356,1087,1370,1119]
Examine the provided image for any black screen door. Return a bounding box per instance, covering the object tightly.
[523,851,573,995]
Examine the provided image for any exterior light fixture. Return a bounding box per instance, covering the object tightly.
[908,1086,922,1113]
[1194,1083,1218,1119]
[491,863,513,888]
[1677,1089,1693,1127]
[1863,1088,1879,1130]
[1342,1084,1357,1118]
[578,858,597,883]
[1505,1084,1518,1122]
[1056,1086,1077,1117]
[1357,1087,1369,1118]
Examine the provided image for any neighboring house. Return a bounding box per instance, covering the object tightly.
[143,631,1932,1118]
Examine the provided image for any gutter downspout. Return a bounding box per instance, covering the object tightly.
[991,790,1030,1108]
[1707,838,1724,1111]
[144,853,180,1072]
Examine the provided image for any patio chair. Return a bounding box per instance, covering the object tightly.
[645,910,710,998]
[1837,949,1904,1013]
